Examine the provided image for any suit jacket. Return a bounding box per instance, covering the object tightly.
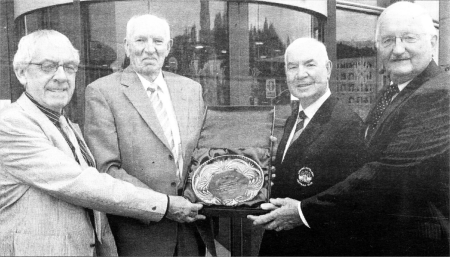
[301,61,450,256]
[260,96,366,256]
[84,67,205,256]
[0,94,169,256]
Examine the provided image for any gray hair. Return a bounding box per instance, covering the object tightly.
[284,37,329,65]
[126,14,171,41]
[13,30,79,72]
[375,1,437,48]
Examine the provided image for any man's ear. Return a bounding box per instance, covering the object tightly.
[14,66,28,86]
[430,34,438,52]
[326,60,332,79]
[167,39,173,53]
[123,38,130,57]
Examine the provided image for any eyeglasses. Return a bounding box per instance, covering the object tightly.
[29,61,78,75]
[379,33,422,48]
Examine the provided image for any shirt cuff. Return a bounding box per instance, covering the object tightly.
[298,201,310,228]
[163,195,170,218]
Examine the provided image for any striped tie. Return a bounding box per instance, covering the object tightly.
[58,115,102,242]
[288,110,307,148]
[58,115,95,167]
[147,85,181,180]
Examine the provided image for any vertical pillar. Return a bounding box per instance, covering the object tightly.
[0,1,12,102]
[228,2,250,105]
[324,0,336,83]
[439,0,450,72]
[70,0,87,127]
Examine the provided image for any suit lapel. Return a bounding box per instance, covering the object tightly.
[121,67,171,150]
[275,111,297,164]
[164,72,189,155]
[289,97,335,150]
[16,94,75,158]
[366,61,441,144]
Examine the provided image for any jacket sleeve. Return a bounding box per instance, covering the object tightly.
[301,85,450,230]
[0,107,168,223]
[84,84,151,189]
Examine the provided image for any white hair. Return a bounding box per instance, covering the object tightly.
[375,1,437,48]
[284,37,329,65]
[13,30,79,72]
[126,14,171,40]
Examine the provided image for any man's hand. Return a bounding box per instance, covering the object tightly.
[247,198,303,231]
[166,196,206,223]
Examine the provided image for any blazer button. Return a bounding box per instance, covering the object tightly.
[168,154,173,160]
[90,243,95,248]
[171,182,177,187]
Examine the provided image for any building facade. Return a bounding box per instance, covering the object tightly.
[0,0,444,125]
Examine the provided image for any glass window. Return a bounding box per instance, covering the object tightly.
[16,0,321,108]
[335,9,380,119]
[246,3,320,106]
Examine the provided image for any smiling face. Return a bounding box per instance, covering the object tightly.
[378,11,436,84]
[285,39,332,108]
[124,16,171,80]
[16,39,78,113]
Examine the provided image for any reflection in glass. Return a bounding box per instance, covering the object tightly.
[17,0,321,108]
[335,9,379,119]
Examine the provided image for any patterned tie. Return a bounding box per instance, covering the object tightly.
[147,86,182,180]
[366,83,399,138]
[294,110,307,133]
[58,115,95,167]
[288,110,307,148]
[58,115,102,242]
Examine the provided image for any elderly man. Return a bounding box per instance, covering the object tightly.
[84,14,206,256]
[248,38,366,256]
[250,2,449,256]
[0,30,204,256]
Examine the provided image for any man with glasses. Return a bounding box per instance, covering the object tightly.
[250,2,449,255]
[0,30,204,256]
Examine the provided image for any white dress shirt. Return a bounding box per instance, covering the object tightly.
[136,72,184,178]
[280,88,331,228]
[282,88,331,161]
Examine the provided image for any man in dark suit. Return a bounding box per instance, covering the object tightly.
[250,2,449,256]
[248,37,367,255]
[84,14,206,256]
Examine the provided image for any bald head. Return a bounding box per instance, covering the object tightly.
[375,1,436,48]
[284,38,331,108]
[284,38,329,67]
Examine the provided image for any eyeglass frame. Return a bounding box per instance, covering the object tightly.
[28,61,79,75]
[378,33,426,48]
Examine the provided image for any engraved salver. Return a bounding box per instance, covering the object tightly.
[192,155,264,206]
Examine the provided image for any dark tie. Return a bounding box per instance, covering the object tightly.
[295,111,307,133]
[366,83,399,138]
[58,115,95,167]
[288,111,307,148]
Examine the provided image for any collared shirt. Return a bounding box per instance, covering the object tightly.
[282,87,332,162]
[393,80,409,99]
[364,80,410,138]
[24,92,86,165]
[279,87,331,229]
[136,71,183,181]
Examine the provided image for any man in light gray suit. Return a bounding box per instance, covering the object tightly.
[84,14,206,256]
[0,29,204,256]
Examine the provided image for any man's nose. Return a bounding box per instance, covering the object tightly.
[392,37,406,55]
[53,65,69,81]
[295,67,308,79]
[144,41,156,53]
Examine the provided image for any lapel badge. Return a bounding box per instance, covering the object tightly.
[297,167,314,186]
